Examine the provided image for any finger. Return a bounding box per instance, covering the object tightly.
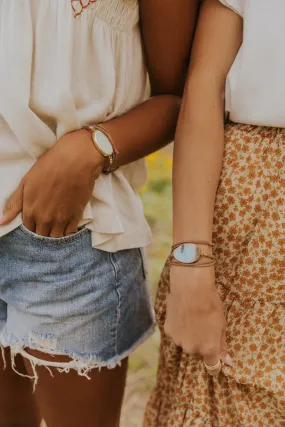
[49,223,68,238]
[35,222,51,237]
[203,350,220,368]
[64,220,79,236]
[203,359,222,377]
[23,216,36,232]
[0,184,24,225]
[203,347,221,376]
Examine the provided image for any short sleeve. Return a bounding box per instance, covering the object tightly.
[218,0,244,17]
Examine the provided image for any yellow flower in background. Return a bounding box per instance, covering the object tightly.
[163,155,173,170]
[140,184,148,194]
[147,152,159,164]
[147,151,172,171]
[140,150,173,195]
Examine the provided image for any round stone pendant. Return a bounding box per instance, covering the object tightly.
[173,244,200,264]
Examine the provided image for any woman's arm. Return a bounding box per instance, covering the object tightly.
[100,0,200,166]
[165,0,242,368]
[0,1,200,235]
[173,0,242,243]
[140,0,199,97]
[100,95,181,167]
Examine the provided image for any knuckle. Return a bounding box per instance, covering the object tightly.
[38,215,52,225]
[200,345,219,358]
[5,201,12,211]
[183,345,197,355]
[24,209,34,219]
[6,195,16,207]
[55,214,69,225]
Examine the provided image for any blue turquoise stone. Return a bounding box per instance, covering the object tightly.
[173,244,199,264]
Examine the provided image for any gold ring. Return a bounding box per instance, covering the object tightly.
[203,359,222,375]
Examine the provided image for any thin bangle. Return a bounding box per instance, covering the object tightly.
[170,258,216,268]
[93,124,119,174]
[82,124,119,174]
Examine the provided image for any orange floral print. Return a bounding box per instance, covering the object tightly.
[144,124,285,426]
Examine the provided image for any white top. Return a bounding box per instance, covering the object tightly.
[219,0,285,128]
[0,0,151,252]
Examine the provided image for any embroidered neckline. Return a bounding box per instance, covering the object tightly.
[71,0,138,18]
[71,0,97,17]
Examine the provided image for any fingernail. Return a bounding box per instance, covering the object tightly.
[225,354,234,367]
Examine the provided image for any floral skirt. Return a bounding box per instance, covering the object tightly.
[144,124,285,427]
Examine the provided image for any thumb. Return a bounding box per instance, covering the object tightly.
[0,183,24,225]
[220,327,233,367]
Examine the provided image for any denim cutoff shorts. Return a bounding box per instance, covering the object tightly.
[0,225,155,375]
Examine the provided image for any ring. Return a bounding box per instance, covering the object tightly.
[203,359,222,376]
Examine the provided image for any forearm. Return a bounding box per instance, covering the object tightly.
[85,0,200,168]
[102,94,181,167]
[171,0,243,245]
[173,74,225,244]
[158,0,243,368]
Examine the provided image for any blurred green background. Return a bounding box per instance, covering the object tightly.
[121,149,173,427]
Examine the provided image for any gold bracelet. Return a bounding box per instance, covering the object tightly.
[82,124,119,174]
[92,124,119,174]
[172,240,214,248]
[170,258,216,268]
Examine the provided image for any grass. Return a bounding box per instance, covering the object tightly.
[121,149,173,427]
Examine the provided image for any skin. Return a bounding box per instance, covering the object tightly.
[24,351,129,427]
[0,348,41,427]
[164,0,243,370]
[0,1,199,426]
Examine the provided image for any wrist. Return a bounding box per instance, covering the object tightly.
[77,129,106,168]
[55,129,106,178]
[173,220,214,247]
[170,263,216,293]
[81,124,119,174]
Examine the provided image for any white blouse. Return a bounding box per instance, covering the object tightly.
[0,0,152,252]
[220,0,285,128]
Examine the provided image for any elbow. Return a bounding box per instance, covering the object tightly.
[150,87,184,98]
[185,69,226,101]
[149,76,186,98]
[162,94,182,121]
[149,93,182,120]
[165,94,182,110]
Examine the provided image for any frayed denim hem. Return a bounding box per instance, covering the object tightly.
[0,324,156,391]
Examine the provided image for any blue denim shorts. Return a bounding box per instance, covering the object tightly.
[0,225,155,376]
